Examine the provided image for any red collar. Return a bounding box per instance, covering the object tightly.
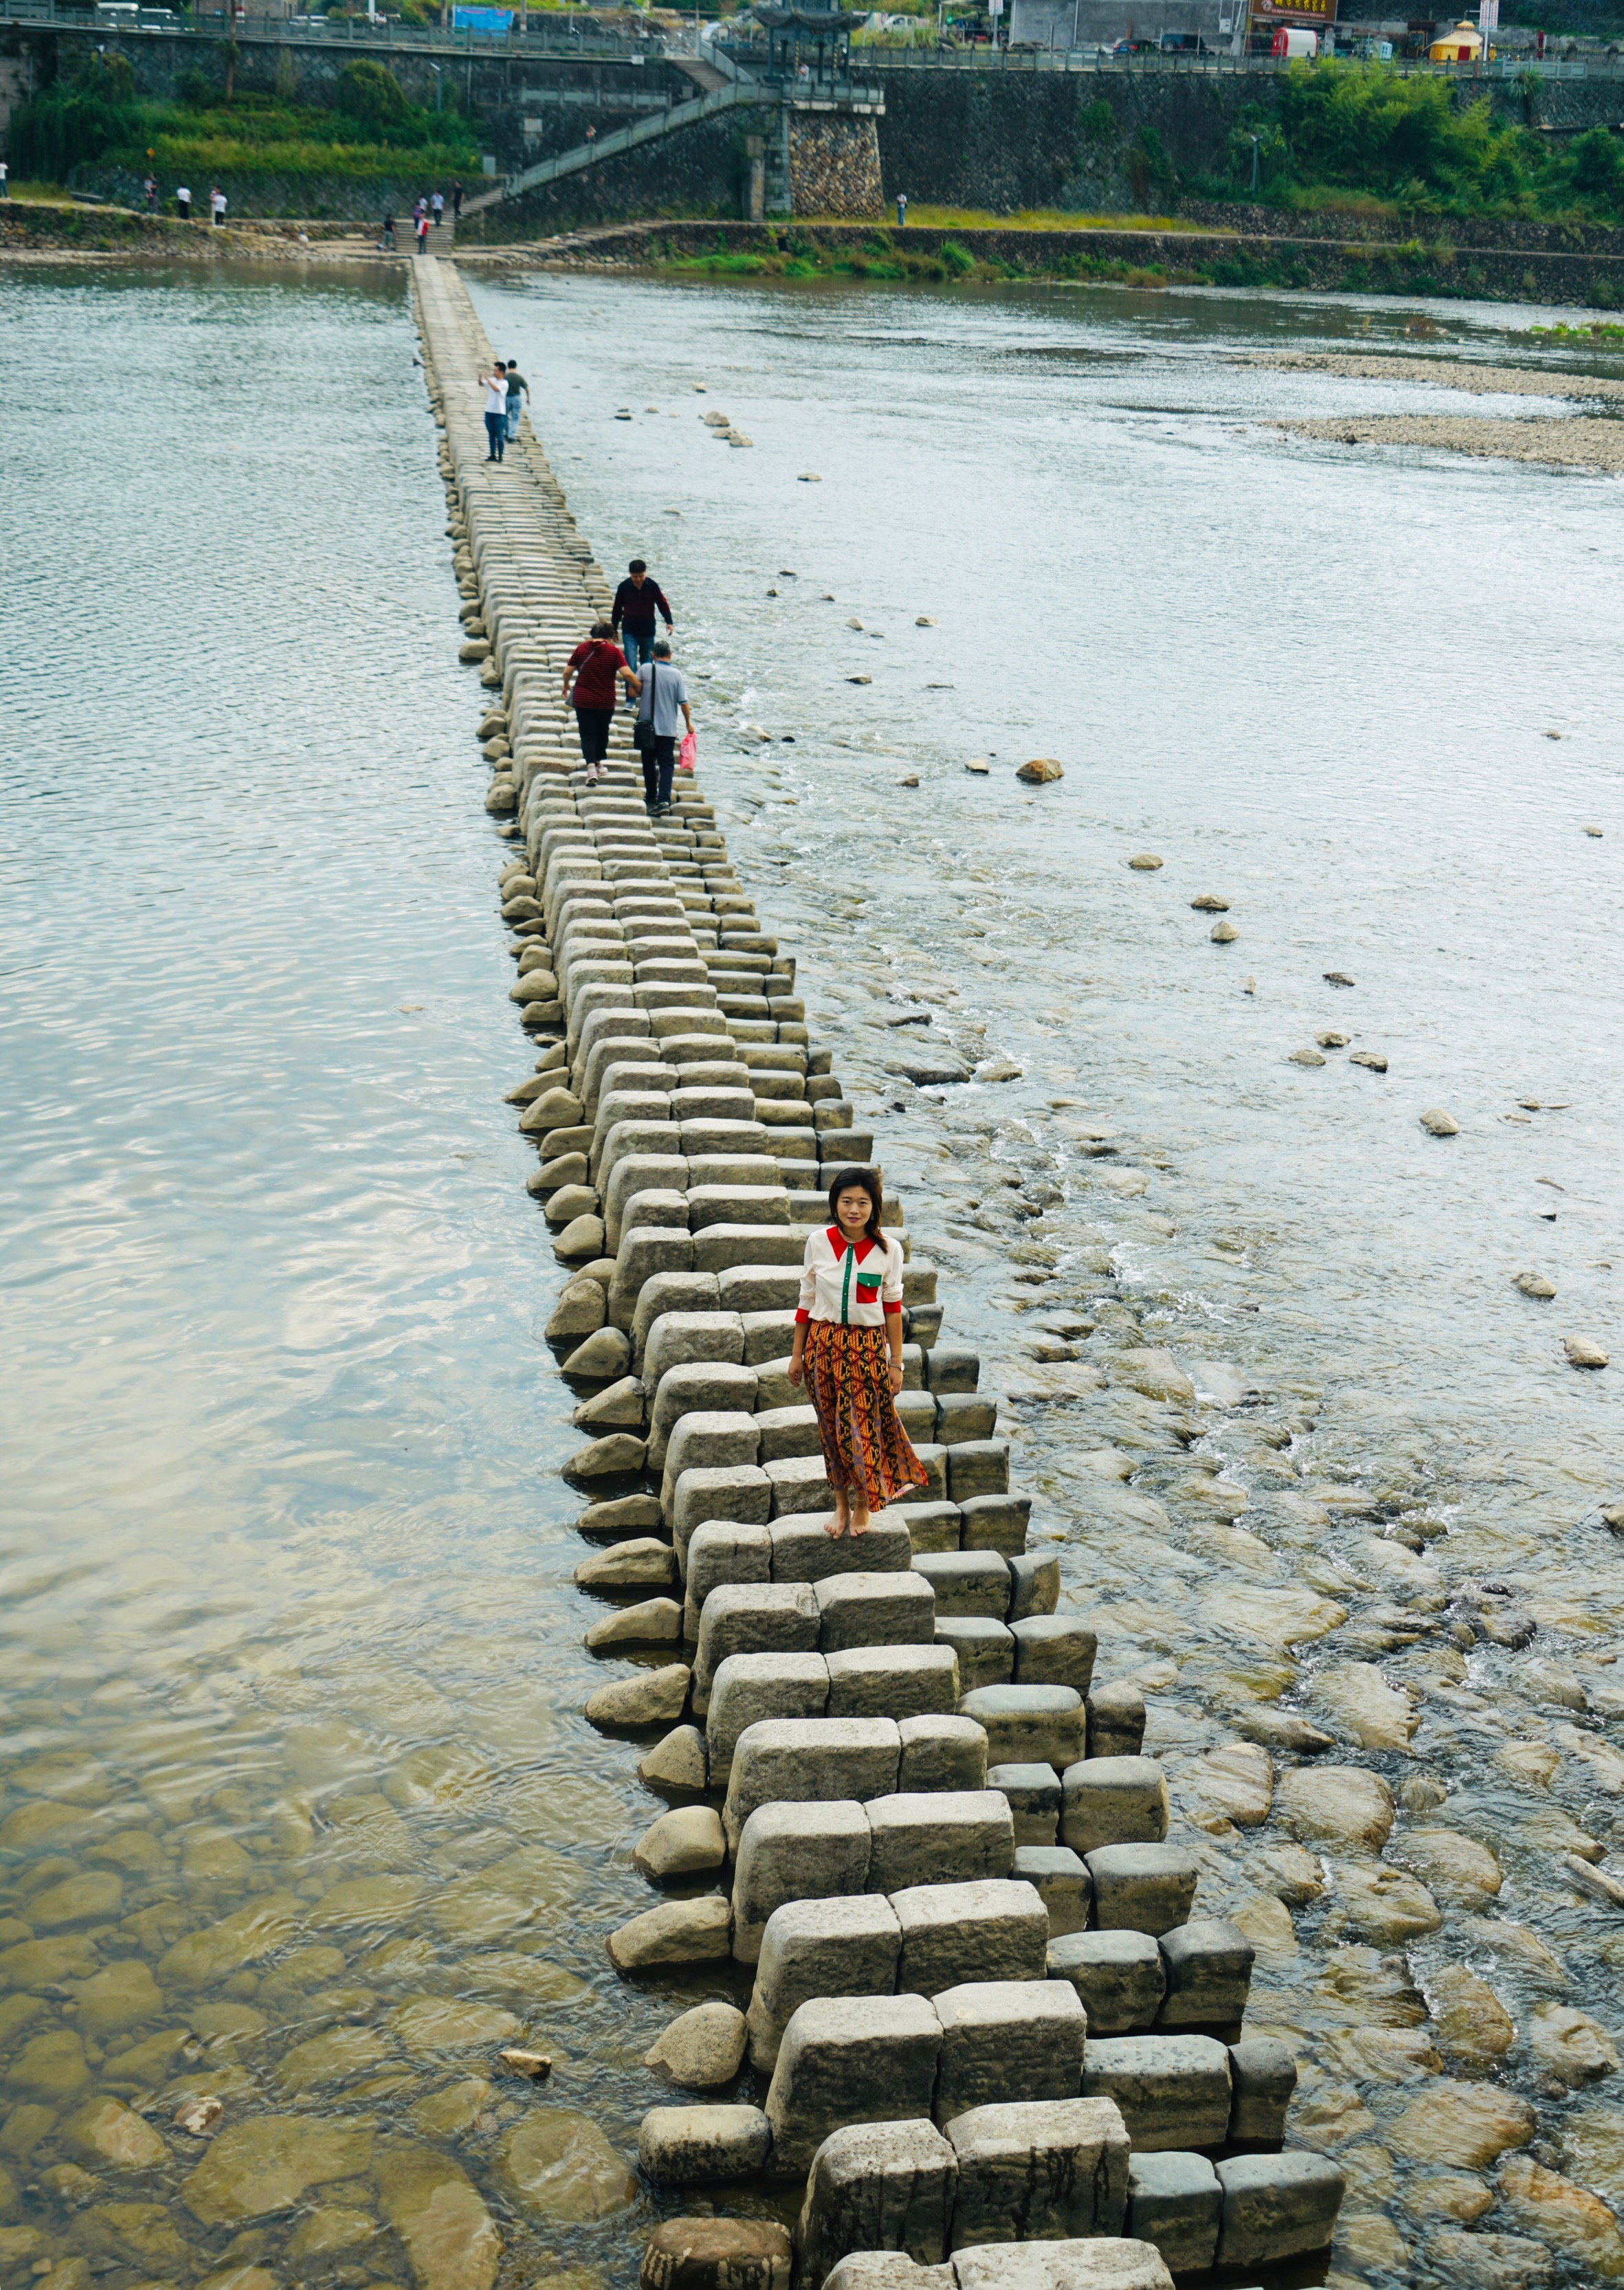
[827,1226,878,1260]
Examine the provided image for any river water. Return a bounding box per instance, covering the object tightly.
[3,256,1623,2290]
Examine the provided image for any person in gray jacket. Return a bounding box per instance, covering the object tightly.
[633,638,693,814]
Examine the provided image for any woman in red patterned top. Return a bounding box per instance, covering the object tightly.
[788,1166,927,1538]
[561,621,641,785]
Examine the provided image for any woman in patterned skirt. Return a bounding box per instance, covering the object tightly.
[788,1166,928,1538]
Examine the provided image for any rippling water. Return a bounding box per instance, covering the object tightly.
[3,257,1623,2290]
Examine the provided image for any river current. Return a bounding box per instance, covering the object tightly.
[2,256,1622,2290]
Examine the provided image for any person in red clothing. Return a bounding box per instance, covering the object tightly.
[788,1166,926,1538]
[560,620,641,785]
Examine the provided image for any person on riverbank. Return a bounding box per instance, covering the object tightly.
[788,1166,926,1538]
[432,189,444,227]
[416,211,430,254]
[480,362,509,461]
[632,638,693,814]
[175,185,192,220]
[504,361,529,442]
[210,186,227,227]
[381,211,396,252]
[896,190,908,227]
[452,179,464,220]
[612,559,673,699]
[561,620,640,786]
[143,174,157,213]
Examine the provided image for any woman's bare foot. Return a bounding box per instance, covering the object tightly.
[850,1507,871,1536]
[825,1497,852,1540]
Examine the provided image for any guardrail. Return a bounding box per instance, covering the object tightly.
[0,0,667,55]
[489,72,760,201]
[817,40,1621,77]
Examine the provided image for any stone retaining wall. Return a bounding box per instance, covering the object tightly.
[408,253,1347,2290]
[789,114,885,223]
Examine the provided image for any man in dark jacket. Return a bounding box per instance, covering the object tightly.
[612,559,674,700]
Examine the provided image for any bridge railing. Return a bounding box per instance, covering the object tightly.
[0,0,667,56]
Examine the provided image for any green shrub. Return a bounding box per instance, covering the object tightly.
[334,59,409,133]
[940,237,975,274]
[10,67,142,181]
[177,69,214,108]
[1081,98,1115,142]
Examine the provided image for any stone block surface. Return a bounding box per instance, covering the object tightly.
[987,1763,1060,1848]
[746,1893,903,2071]
[685,1521,772,1640]
[651,1359,759,1463]
[944,2098,1131,2249]
[934,1394,998,1445]
[707,1652,830,1786]
[892,1878,1048,1999]
[913,1552,1011,1621]
[951,2245,1172,2290]
[827,1644,961,1722]
[753,1403,826,1462]
[663,1412,762,1518]
[733,1799,873,1963]
[1084,1682,1146,1761]
[957,1494,1032,1557]
[1214,2153,1345,2267]
[1080,2035,1232,2153]
[897,1713,987,1794]
[1126,2152,1222,2275]
[948,1443,1011,1502]
[672,1465,772,1572]
[865,1790,1015,1895]
[817,1571,936,1654]
[959,1687,1085,1772]
[1005,1553,1060,1623]
[1226,2037,1297,2146]
[1058,1758,1169,1858]
[794,2119,957,2289]
[770,1517,913,1585]
[635,1286,729,1375]
[1084,1846,1198,1938]
[824,2263,953,2290]
[933,1979,1089,2124]
[1011,1847,1091,1938]
[693,1581,821,1714]
[1047,1931,1164,2035]
[765,1993,944,2175]
[638,2103,772,2183]
[935,1618,1014,1694]
[888,1500,962,1555]
[1155,1918,1254,2032]
[1010,1618,1097,1696]
[724,1718,902,1854]
[768,1451,836,1517]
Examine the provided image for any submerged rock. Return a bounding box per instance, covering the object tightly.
[181,2116,375,2225]
[375,2142,502,2290]
[496,2111,637,2222]
[1565,1335,1610,1369]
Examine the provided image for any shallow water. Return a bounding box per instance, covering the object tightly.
[1,256,1622,2290]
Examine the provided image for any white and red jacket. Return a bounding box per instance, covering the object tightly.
[796,1225,904,1328]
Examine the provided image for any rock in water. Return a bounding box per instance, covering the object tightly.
[1016,758,1064,784]
[886,1049,970,1087]
[562,1328,633,1381]
[585,1665,691,1730]
[566,1432,647,1478]
[643,2003,748,2089]
[638,1724,709,1792]
[641,2216,792,2290]
[1565,1335,1609,1370]
[1419,1109,1460,1136]
[1191,894,1230,911]
[575,1540,677,1592]
[1287,1048,1326,1067]
[554,1214,607,1262]
[1323,971,1356,988]
[584,1598,682,1650]
[1316,1032,1350,1049]
[1514,1271,1556,1300]
[496,2111,636,2223]
[1210,920,1238,944]
[608,1896,733,1972]
[964,759,990,775]
[633,1807,728,1880]
[1127,854,1163,871]
[1349,1052,1388,1072]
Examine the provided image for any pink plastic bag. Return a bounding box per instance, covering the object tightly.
[677,730,697,775]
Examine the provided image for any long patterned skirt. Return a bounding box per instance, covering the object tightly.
[803,1320,929,1513]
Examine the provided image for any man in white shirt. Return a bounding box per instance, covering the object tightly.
[633,638,693,814]
[176,186,192,220]
[210,186,227,226]
[478,363,509,463]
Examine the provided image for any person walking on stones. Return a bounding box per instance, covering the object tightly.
[432,188,445,227]
[562,619,639,787]
[416,209,431,254]
[479,361,509,460]
[788,1166,927,1538]
[612,557,673,702]
[504,358,529,443]
[632,637,692,816]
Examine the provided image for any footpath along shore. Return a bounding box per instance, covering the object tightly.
[410,254,1348,2290]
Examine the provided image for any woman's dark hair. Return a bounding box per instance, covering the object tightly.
[827,1165,884,1245]
[590,619,615,641]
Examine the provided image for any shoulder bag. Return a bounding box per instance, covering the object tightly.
[632,658,658,755]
